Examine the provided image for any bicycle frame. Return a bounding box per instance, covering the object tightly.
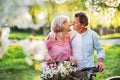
[79,67,99,80]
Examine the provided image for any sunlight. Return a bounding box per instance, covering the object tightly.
[34,76,42,80]
[14,12,32,29]
[37,12,45,20]
[54,0,67,4]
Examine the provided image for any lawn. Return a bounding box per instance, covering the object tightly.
[9,31,45,40]
[0,31,120,80]
[94,45,120,80]
[0,44,120,80]
[9,31,120,40]
[100,33,120,39]
[0,69,40,80]
[0,44,41,80]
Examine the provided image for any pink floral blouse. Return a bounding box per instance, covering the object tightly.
[44,32,72,61]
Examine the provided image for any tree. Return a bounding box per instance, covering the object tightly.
[0,0,120,35]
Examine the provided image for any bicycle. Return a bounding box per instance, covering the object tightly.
[41,61,99,80]
[106,76,120,80]
[81,67,99,80]
[70,67,99,80]
[76,67,120,80]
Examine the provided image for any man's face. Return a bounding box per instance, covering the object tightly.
[72,17,82,30]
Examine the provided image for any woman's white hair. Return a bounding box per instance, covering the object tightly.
[51,15,69,33]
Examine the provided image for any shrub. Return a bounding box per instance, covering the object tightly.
[94,45,120,80]
[0,45,31,71]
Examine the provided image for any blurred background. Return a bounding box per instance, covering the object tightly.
[0,0,120,80]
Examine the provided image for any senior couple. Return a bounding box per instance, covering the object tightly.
[44,11,105,80]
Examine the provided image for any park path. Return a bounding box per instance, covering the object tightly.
[100,39,120,45]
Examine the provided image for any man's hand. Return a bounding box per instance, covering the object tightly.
[96,58,104,72]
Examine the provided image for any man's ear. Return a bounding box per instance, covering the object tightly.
[82,24,85,27]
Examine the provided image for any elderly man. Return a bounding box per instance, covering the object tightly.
[70,11,105,80]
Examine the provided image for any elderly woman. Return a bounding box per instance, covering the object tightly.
[44,15,74,63]
[41,15,76,80]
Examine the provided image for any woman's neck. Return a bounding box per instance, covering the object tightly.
[56,31,67,41]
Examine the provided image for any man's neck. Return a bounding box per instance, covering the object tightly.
[77,27,87,34]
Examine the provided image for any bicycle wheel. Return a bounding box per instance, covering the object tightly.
[106,76,120,80]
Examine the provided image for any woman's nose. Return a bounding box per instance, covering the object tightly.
[69,22,73,26]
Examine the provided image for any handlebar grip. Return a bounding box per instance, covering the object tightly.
[80,67,99,72]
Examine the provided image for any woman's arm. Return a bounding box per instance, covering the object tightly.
[44,32,56,63]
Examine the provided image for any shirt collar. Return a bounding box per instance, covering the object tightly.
[81,28,89,36]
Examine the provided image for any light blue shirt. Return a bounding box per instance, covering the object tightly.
[70,29,105,69]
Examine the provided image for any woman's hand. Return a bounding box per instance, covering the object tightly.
[44,55,54,64]
[47,58,54,64]
[70,56,77,66]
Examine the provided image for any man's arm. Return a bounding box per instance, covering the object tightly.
[93,32,105,72]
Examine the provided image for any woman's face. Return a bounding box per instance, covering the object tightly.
[63,19,71,32]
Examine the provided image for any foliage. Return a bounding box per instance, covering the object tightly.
[0,44,40,80]
[2,45,25,59]
[32,0,120,32]
[29,3,42,24]
[94,45,120,80]
[0,43,120,80]
[110,10,120,28]
[0,0,120,33]
[9,31,119,40]
[0,69,40,80]
[9,31,31,40]
[105,45,120,76]
[100,33,120,39]
[0,45,30,71]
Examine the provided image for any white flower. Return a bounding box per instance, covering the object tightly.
[105,0,120,7]
[0,27,10,59]
[40,61,76,79]
[19,38,48,65]
[30,40,47,61]
[19,39,32,56]
[20,39,47,59]
[54,0,67,4]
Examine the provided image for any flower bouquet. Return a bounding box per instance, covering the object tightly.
[40,61,76,80]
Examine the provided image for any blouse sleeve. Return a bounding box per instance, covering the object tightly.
[44,32,55,49]
[44,32,55,62]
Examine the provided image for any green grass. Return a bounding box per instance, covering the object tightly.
[0,45,28,71]
[0,45,41,80]
[94,45,120,80]
[9,31,45,40]
[0,69,40,80]
[10,31,120,40]
[0,43,120,80]
[100,33,120,39]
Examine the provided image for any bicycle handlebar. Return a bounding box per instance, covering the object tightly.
[80,67,99,73]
